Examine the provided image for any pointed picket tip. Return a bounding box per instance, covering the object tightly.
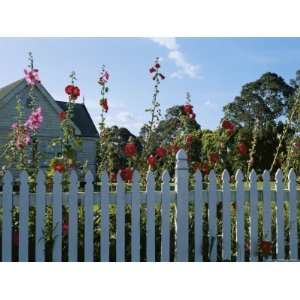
[116,171,124,183]
[288,168,296,181]
[194,169,202,181]
[100,170,109,182]
[235,169,244,182]
[262,169,270,181]
[70,169,78,182]
[208,170,217,184]
[20,170,28,181]
[85,170,94,183]
[222,169,230,182]
[146,169,155,185]
[3,170,13,183]
[132,170,140,182]
[162,170,170,182]
[249,169,257,181]
[53,171,62,182]
[176,148,187,160]
[37,169,45,181]
[275,169,283,181]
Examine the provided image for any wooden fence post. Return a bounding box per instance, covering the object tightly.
[175,149,189,262]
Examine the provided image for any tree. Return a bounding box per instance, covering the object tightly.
[223,72,294,126]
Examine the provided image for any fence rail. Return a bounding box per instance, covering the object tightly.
[0,149,299,262]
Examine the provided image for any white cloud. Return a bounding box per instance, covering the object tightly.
[149,37,200,79]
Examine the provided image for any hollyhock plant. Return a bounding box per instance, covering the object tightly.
[156,146,166,159]
[147,155,157,168]
[24,68,40,86]
[121,167,133,182]
[124,140,137,157]
[238,142,248,156]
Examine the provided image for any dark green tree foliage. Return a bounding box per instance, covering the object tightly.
[223,72,294,126]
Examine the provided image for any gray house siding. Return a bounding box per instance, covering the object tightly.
[0,79,99,174]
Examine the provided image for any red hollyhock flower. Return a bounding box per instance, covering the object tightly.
[59,111,66,122]
[260,240,272,256]
[202,163,209,175]
[147,155,157,168]
[121,167,133,182]
[149,67,156,73]
[186,134,193,144]
[65,85,74,95]
[72,86,80,97]
[110,172,117,182]
[124,142,137,157]
[155,63,161,69]
[238,142,248,156]
[62,223,69,236]
[192,161,201,172]
[210,152,220,164]
[100,98,109,112]
[53,162,65,173]
[183,104,193,114]
[156,146,166,159]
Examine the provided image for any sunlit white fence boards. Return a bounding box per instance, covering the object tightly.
[0,149,299,262]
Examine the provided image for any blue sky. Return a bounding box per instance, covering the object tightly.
[0,37,300,134]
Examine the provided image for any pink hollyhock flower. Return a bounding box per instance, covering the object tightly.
[25,107,43,130]
[11,122,17,129]
[24,68,40,86]
[98,71,110,85]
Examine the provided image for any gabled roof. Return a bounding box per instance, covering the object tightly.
[56,101,99,138]
[0,79,23,100]
[0,79,99,138]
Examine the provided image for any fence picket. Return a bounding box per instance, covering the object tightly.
[235,169,245,262]
[131,170,141,262]
[52,171,62,262]
[175,149,189,262]
[249,170,258,261]
[36,169,46,262]
[288,169,298,261]
[116,172,125,262]
[19,171,29,262]
[100,171,110,262]
[208,170,217,262]
[161,170,171,262]
[84,170,94,262]
[146,170,156,262]
[275,169,285,261]
[194,170,203,262]
[222,170,231,261]
[262,170,271,261]
[2,171,13,262]
[68,170,78,262]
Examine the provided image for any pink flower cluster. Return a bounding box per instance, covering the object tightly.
[25,107,43,130]
[11,107,43,150]
[98,70,110,86]
[24,68,40,86]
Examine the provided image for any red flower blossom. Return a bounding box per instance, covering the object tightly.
[124,142,137,157]
[260,240,272,256]
[147,155,157,168]
[72,86,80,98]
[238,142,248,156]
[222,119,236,135]
[59,111,66,122]
[156,146,166,159]
[202,163,209,175]
[183,104,193,114]
[193,161,201,172]
[65,85,74,95]
[149,67,156,73]
[53,162,65,173]
[210,153,220,164]
[100,98,109,112]
[110,172,117,182]
[62,223,69,236]
[121,167,133,182]
[155,63,160,69]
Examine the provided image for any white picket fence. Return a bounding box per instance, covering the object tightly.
[0,149,299,262]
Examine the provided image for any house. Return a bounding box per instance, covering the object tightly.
[0,79,99,173]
